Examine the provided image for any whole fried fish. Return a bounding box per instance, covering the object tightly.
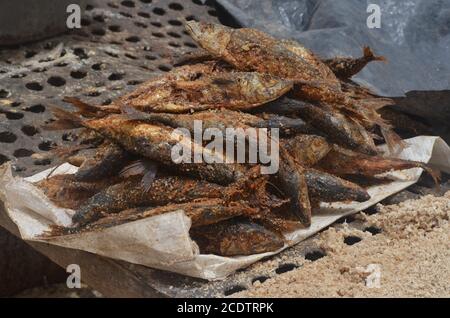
[117,66,293,113]
[48,109,246,185]
[283,134,331,167]
[190,219,284,256]
[72,175,226,226]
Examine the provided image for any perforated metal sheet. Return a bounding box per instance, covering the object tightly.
[0,0,219,177]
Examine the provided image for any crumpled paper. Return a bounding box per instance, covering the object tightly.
[1,136,449,280]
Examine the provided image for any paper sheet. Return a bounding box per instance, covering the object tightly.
[1,136,449,280]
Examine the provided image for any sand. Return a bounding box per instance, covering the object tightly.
[238,192,450,298]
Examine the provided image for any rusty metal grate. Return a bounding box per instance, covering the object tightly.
[0,0,448,298]
[0,0,219,177]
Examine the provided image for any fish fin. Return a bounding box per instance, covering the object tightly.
[141,165,157,192]
[63,97,108,118]
[381,127,406,155]
[363,46,387,62]
[120,159,158,180]
[44,105,83,130]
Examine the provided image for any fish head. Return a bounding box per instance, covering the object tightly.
[185,21,231,56]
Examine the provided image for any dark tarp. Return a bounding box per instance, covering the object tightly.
[215,0,450,97]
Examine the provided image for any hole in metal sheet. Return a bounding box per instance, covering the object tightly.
[11,73,27,78]
[168,3,184,11]
[152,32,165,38]
[151,21,162,27]
[73,47,88,59]
[138,11,150,18]
[47,76,66,87]
[126,36,141,43]
[0,154,9,165]
[108,2,119,8]
[38,140,55,151]
[365,226,382,235]
[140,0,152,3]
[127,80,142,85]
[13,148,34,158]
[85,4,94,10]
[344,236,362,246]
[0,132,17,143]
[0,89,10,98]
[109,25,122,32]
[252,276,270,284]
[25,104,46,113]
[70,70,87,79]
[25,51,37,58]
[184,42,197,48]
[168,19,182,26]
[34,158,52,166]
[134,21,147,28]
[275,263,298,274]
[158,65,172,72]
[153,7,166,15]
[125,53,138,60]
[186,15,197,21]
[25,82,43,91]
[11,102,21,107]
[86,91,101,97]
[145,55,157,60]
[119,11,133,18]
[32,67,47,73]
[108,73,124,81]
[169,42,181,48]
[105,51,119,58]
[21,125,39,136]
[224,285,246,296]
[93,15,105,23]
[92,63,104,71]
[102,98,112,105]
[121,0,135,7]
[305,250,326,261]
[167,31,181,38]
[5,111,24,120]
[192,0,203,5]
[92,28,106,36]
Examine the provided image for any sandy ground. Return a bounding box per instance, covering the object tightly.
[238,192,450,298]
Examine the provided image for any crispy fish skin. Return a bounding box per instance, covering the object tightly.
[190,219,284,256]
[305,168,370,203]
[74,142,131,182]
[283,134,331,167]
[72,175,226,226]
[118,66,293,113]
[37,174,118,210]
[323,47,386,79]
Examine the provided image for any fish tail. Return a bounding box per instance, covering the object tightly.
[363,46,387,62]
[63,96,112,118]
[381,127,406,155]
[44,105,84,130]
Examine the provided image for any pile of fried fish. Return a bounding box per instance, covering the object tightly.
[39,21,438,257]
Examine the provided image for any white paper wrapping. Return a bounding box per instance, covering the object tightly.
[1,136,449,280]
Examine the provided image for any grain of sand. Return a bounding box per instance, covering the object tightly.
[238,192,450,298]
